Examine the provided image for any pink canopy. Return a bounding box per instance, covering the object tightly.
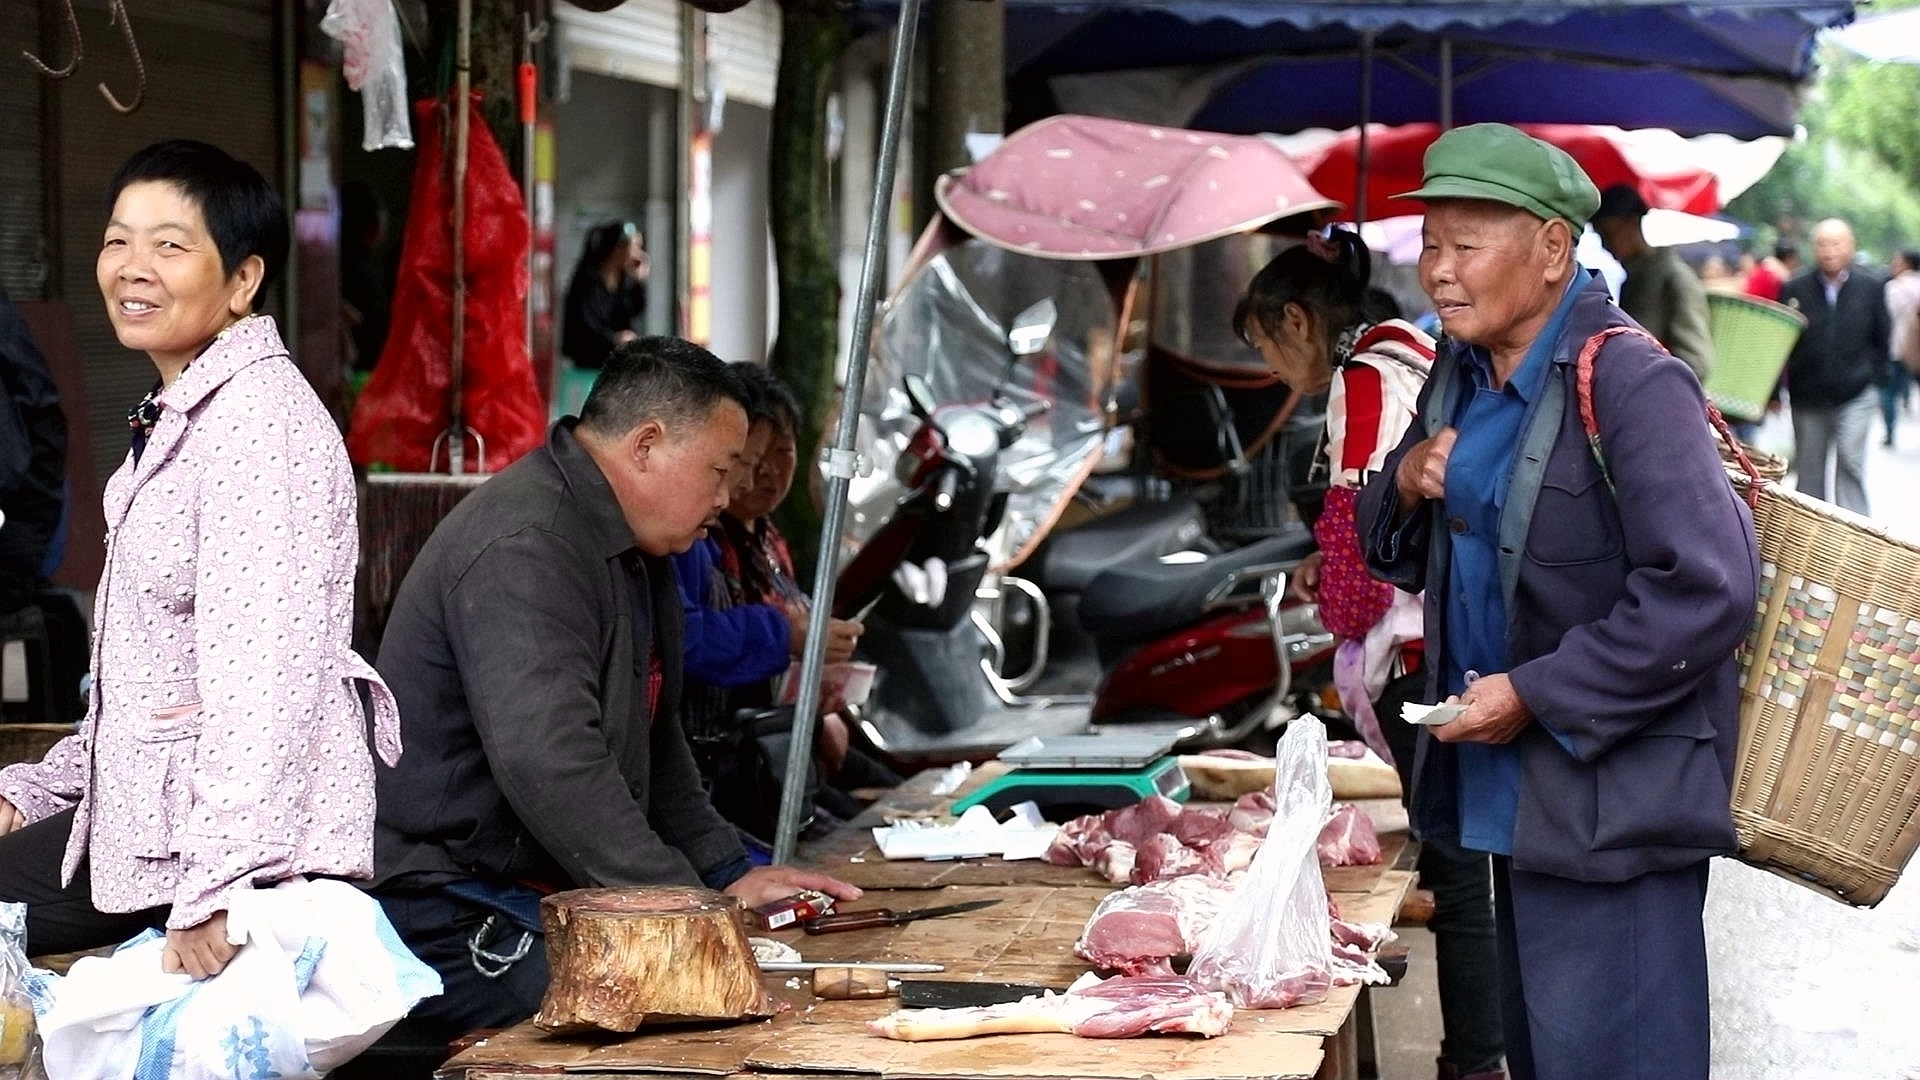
[936,115,1340,260]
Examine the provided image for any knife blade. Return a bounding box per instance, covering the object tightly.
[801,897,1003,935]
[896,979,1061,1008]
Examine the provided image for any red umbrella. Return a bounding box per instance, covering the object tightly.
[1292,122,1722,224]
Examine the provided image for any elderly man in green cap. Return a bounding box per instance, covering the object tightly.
[1357,124,1760,1080]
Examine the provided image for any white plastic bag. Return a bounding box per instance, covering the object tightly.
[29,879,441,1080]
[1186,716,1334,1008]
[321,0,414,151]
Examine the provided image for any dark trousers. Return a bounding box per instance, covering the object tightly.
[373,889,549,1042]
[0,807,166,956]
[1492,857,1712,1080]
[1379,672,1504,1076]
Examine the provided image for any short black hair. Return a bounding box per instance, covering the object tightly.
[733,363,803,439]
[580,336,751,437]
[106,140,288,311]
[1774,240,1799,261]
[726,361,776,424]
[1901,250,1920,272]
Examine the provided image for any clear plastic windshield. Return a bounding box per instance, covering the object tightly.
[839,238,1121,571]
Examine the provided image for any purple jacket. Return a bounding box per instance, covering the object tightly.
[0,317,399,928]
[1361,275,1760,882]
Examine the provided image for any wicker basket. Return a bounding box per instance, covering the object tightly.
[1714,426,1789,482]
[1702,293,1806,423]
[1730,475,1920,906]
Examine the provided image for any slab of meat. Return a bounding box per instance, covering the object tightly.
[1316,803,1383,867]
[1076,875,1236,975]
[866,973,1233,1041]
[1131,833,1208,884]
[1228,789,1275,835]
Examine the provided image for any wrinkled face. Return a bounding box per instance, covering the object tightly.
[98,181,259,376]
[617,400,748,556]
[1246,305,1333,394]
[1418,200,1562,354]
[1813,221,1855,277]
[734,425,799,523]
[726,419,775,514]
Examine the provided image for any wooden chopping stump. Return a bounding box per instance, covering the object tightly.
[534,885,774,1034]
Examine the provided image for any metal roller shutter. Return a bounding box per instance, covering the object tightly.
[55,0,278,492]
[558,0,781,109]
[0,0,44,298]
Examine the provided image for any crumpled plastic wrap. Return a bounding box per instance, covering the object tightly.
[1186,717,1334,1009]
[0,903,38,1079]
[321,0,414,150]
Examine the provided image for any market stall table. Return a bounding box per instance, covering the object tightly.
[437,769,1415,1080]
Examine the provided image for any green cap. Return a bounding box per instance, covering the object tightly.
[1393,123,1601,230]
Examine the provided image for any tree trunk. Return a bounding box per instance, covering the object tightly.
[534,886,774,1033]
[767,0,851,582]
[422,0,523,167]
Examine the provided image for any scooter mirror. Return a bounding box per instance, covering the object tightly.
[903,373,936,420]
[1007,299,1058,357]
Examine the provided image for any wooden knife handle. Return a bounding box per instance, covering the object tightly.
[802,909,896,934]
[812,966,896,1000]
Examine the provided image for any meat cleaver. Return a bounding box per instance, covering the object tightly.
[896,979,1060,1008]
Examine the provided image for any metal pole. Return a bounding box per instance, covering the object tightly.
[1355,31,1374,229]
[1438,37,1454,132]
[773,0,925,865]
[449,0,472,474]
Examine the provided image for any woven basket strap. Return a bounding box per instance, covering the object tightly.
[1574,326,1764,510]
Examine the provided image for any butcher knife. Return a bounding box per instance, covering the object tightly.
[801,898,1003,935]
[810,966,1059,1005]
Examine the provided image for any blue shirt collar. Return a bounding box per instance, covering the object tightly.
[1458,270,1589,404]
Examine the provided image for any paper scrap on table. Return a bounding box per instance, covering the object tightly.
[872,802,1059,861]
[1401,702,1467,726]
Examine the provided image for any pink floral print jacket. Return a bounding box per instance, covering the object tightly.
[0,316,399,930]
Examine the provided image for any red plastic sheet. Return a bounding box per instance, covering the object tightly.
[347,94,545,473]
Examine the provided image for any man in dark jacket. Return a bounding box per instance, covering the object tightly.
[1361,124,1759,1080]
[0,286,67,613]
[370,337,859,1038]
[1778,218,1890,515]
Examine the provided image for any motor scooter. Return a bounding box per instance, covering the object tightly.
[836,309,1336,766]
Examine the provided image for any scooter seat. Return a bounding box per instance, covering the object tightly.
[1078,531,1316,646]
[1027,497,1212,592]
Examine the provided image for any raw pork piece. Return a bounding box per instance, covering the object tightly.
[1076,875,1236,975]
[1316,803,1383,866]
[1104,794,1186,846]
[866,973,1233,1041]
[1168,805,1235,847]
[1327,740,1370,759]
[1091,839,1137,884]
[1045,815,1105,867]
[1228,789,1276,835]
[1131,833,1208,884]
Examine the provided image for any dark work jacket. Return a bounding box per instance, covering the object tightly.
[1359,274,1760,883]
[372,420,746,890]
[1778,268,1891,408]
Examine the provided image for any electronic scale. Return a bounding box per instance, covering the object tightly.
[949,733,1190,817]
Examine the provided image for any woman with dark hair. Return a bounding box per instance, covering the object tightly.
[561,220,649,370]
[1235,233,1503,1080]
[0,139,397,981]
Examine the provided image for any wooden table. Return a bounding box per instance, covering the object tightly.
[438,770,1416,1080]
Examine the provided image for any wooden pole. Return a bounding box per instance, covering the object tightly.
[449,0,472,474]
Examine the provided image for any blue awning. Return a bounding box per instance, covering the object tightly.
[855,1,1858,137]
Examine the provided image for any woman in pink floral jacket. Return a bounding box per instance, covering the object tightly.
[0,141,398,980]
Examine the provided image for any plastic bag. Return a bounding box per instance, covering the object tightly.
[0,903,36,1079]
[1187,716,1334,1009]
[321,0,414,151]
[346,94,547,474]
[29,879,441,1080]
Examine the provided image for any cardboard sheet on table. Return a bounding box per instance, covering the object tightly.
[442,871,1413,1078]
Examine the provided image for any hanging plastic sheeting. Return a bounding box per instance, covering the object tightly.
[347,95,546,474]
[840,238,1119,574]
[321,0,414,150]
